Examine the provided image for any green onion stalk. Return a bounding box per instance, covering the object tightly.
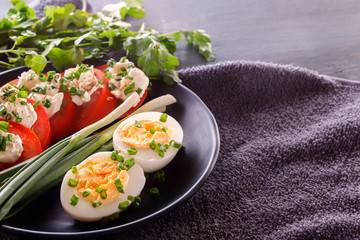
[0,135,99,184]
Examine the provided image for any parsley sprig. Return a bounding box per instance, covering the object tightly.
[0,0,214,84]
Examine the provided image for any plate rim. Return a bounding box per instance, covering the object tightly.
[0,65,220,238]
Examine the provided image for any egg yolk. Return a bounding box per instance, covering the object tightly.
[118,120,172,149]
[75,158,129,204]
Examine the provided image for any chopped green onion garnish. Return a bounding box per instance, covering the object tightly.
[6,134,12,142]
[117,162,125,170]
[150,128,155,134]
[124,82,135,95]
[118,201,130,210]
[153,170,165,184]
[150,187,160,196]
[67,178,78,187]
[0,105,6,116]
[12,111,22,123]
[5,114,11,120]
[29,72,35,80]
[20,101,27,105]
[127,76,134,80]
[42,99,52,108]
[39,73,46,82]
[95,187,103,193]
[127,195,141,208]
[100,189,107,200]
[31,85,47,94]
[114,178,124,193]
[75,89,85,97]
[92,200,102,208]
[108,83,116,91]
[170,140,182,149]
[134,120,142,128]
[107,58,116,68]
[109,212,119,221]
[158,148,165,157]
[111,150,121,160]
[124,158,135,170]
[82,190,90,198]
[127,147,137,155]
[60,84,68,92]
[117,71,126,77]
[111,150,125,162]
[117,154,125,162]
[120,56,127,63]
[0,135,7,151]
[0,121,9,132]
[160,113,168,122]
[12,111,19,118]
[98,80,103,84]
[161,127,166,133]
[136,88,142,94]
[70,194,79,206]
[71,166,78,174]
[105,70,112,78]
[68,86,76,94]
[8,94,16,103]
[33,100,41,109]
[149,140,156,150]
[17,91,27,99]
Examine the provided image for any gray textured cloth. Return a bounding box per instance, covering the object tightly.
[3,60,360,239]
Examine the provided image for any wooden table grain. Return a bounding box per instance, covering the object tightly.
[90,0,360,81]
[2,0,360,80]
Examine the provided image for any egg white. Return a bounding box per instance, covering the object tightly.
[60,151,145,222]
[113,112,184,173]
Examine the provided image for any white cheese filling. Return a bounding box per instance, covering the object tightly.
[0,131,23,163]
[30,92,64,118]
[64,66,102,106]
[0,98,37,129]
[108,60,149,107]
[18,70,64,118]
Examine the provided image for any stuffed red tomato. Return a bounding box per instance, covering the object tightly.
[16,70,76,145]
[0,58,149,168]
[0,83,50,149]
[63,59,149,133]
[0,120,42,171]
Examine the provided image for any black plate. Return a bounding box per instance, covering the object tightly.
[0,64,220,238]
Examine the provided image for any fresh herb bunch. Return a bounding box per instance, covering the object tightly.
[0,0,214,84]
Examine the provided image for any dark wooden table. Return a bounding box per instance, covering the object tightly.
[97,0,360,81]
[2,0,360,80]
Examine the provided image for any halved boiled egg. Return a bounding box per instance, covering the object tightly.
[60,151,145,222]
[113,112,183,172]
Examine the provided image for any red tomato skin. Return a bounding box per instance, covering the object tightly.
[70,68,118,133]
[10,79,19,85]
[0,120,42,171]
[27,99,51,150]
[49,91,77,144]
